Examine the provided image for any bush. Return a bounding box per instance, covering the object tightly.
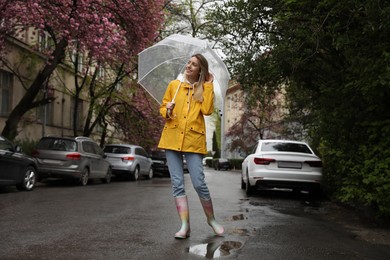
[229,159,243,170]
[14,137,39,156]
[321,121,390,219]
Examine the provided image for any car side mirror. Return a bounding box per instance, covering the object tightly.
[15,145,22,153]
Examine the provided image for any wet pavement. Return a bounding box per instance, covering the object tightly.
[0,169,389,259]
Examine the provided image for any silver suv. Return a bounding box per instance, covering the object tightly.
[32,136,112,186]
[103,144,153,181]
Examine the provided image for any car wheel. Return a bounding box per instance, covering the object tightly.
[130,166,139,181]
[310,188,323,199]
[145,167,153,179]
[80,168,89,186]
[245,172,255,196]
[102,168,112,184]
[16,166,37,191]
[241,178,246,190]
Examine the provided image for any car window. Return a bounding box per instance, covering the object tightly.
[261,142,312,154]
[0,139,13,151]
[151,151,165,159]
[91,142,104,156]
[82,141,95,154]
[104,146,131,154]
[135,147,147,157]
[37,138,77,152]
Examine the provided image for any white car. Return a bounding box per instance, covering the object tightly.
[241,140,322,196]
[103,144,153,181]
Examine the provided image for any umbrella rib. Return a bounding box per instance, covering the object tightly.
[138,55,190,82]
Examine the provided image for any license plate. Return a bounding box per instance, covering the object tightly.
[278,161,302,169]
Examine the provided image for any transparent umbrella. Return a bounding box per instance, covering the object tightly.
[137,34,230,106]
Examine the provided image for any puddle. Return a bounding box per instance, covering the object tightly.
[230,214,245,221]
[188,241,243,258]
[231,228,250,236]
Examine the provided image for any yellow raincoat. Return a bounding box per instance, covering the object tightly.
[158,79,214,154]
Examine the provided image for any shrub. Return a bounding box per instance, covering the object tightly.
[15,137,39,156]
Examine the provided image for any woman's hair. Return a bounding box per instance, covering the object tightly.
[192,53,210,102]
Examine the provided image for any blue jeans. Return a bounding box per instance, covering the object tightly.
[165,150,210,200]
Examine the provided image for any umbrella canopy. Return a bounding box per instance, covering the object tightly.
[138,34,230,106]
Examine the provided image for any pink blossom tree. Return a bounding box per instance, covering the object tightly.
[0,0,164,140]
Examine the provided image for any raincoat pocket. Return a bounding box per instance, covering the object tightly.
[165,119,179,129]
[189,124,205,135]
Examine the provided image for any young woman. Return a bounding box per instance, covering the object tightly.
[158,53,224,239]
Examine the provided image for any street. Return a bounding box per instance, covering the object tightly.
[1,168,389,260]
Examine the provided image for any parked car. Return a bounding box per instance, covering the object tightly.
[150,150,169,176]
[0,135,38,191]
[202,156,213,167]
[150,149,189,176]
[32,136,112,185]
[241,139,323,196]
[213,158,232,171]
[103,144,153,181]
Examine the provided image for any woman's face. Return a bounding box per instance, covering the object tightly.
[185,56,201,81]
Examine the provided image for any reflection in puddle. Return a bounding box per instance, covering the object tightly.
[232,228,250,236]
[188,241,243,258]
[231,214,245,220]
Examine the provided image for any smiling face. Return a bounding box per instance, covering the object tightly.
[185,56,201,83]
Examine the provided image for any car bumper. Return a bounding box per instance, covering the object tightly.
[253,179,321,191]
[37,167,82,179]
[248,169,322,191]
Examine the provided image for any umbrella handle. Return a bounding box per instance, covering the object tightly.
[171,81,182,103]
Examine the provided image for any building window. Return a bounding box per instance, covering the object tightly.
[37,101,54,125]
[0,69,12,116]
[71,97,84,130]
[71,51,84,73]
[97,66,105,79]
[38,31,54,52]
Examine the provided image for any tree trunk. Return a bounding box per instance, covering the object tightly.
[1,39,68,140]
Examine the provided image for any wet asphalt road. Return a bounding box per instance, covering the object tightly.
[1,168,389,260]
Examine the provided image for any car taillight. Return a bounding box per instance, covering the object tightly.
[254,158,275,165]
[305,160,323,167]
[122,156,134,161]
[66,153,81,160]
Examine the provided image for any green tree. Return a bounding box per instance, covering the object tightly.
[212,130,220,158]
[208,0,390,217]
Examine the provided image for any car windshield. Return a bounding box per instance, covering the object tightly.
[103,146,131,154]
[151,151,166,159]
[37,138,77,152]
[261,142,312,154]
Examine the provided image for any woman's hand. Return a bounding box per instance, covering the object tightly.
[166,102,175,118]
[166,102,175,110]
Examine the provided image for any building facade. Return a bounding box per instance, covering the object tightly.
[0,30,110,144]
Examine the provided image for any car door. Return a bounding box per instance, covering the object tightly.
[91,142,108,177]
[135,147,150,174]
[0,138,22,183]
[82,141,101,178]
